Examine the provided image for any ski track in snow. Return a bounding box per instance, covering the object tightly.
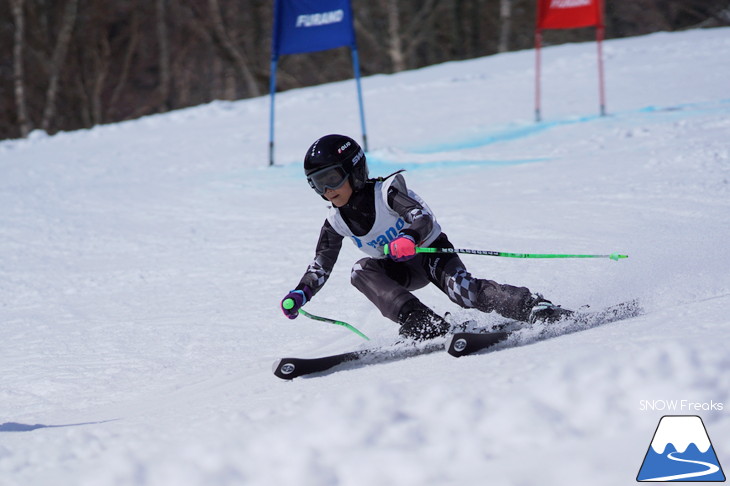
[1,28,730,486]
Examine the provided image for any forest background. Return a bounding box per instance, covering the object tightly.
[2,0,729,140]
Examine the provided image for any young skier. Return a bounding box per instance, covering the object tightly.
[281,134,570,340]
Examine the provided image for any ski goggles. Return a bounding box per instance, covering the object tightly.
[307,166,348,195]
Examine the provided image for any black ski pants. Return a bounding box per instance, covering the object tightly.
[350,233,535,323]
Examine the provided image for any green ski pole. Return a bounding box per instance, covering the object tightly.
[384,246,628,261]
[282,299,370,341]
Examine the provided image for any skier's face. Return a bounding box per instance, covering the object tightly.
[324,179,353,207]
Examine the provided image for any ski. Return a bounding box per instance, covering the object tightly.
[273,299,642,378]
[569,298,642,328]
[273,350,366,380]
[273,339,445,380]
[445,298,642,357]
[446,330,510,357]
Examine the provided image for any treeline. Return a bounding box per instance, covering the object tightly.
[2,0,728,140]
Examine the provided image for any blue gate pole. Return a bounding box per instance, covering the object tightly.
[268,57,278,166]
[351,48,368,152]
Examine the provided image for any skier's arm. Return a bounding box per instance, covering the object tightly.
[295,219,343,298]
[387,175,435,244]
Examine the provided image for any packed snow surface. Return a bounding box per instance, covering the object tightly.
[2,28,729,486]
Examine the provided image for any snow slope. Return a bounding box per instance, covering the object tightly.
[2,28,729,486]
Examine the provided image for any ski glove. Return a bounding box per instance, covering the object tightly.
[281,286,312,319]
[387,234,417,262]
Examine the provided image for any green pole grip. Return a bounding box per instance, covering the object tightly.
[282,298,295,310]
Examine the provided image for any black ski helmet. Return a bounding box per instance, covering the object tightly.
[304,134,368,196]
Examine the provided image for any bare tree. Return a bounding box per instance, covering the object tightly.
[156,0,172,111]
[384,0,405,72]
[380,0,442,72]
[498,0,513,53]
[74,12,112,127]
[106,9,140,120]
[201,0,260,97]
[93,35,111,125]
[11,0,31,137]
[41,0,78,132]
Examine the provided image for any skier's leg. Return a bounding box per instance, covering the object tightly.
[441,260,536,321]
[350,257,449,339]
[422,234,538,322]
[350,257,422,323]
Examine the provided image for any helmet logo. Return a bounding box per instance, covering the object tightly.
[310,139,321,158]
[337,141,351,154]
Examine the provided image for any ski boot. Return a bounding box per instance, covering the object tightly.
[397,300,450,341]
[528,295,573,324]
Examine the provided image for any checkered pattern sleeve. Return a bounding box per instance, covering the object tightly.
[296,219,343,297]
